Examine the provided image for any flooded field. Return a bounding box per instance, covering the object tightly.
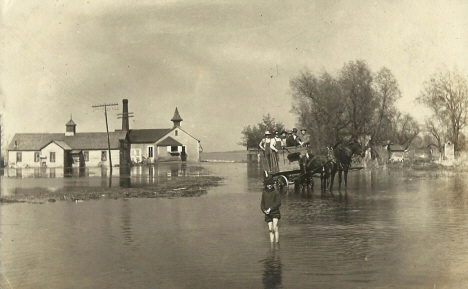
[2,163,468,288]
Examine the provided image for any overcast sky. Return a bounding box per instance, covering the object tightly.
[1,0,467,152]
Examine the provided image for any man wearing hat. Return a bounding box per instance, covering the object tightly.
[300,128,310,147]
[286,128,302,147]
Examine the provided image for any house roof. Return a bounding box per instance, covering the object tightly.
[156,136,183,146]
[8,131,127,151]
[128,129,172,143]
[50,140,72,150]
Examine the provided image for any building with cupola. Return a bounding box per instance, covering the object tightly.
[7,99,200,168]
[126,104,201,163]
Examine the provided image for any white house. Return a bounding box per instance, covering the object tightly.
[127,108,201,163]
[7,118,130,168]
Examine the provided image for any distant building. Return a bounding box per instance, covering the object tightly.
[123,101,201,163]
[7,99,201,168]
[7,118,129,168]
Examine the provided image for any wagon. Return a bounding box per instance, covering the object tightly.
[261,146,313,191]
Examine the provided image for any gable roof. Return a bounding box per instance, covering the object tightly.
[44,140,72,150]
[156,136,183,146]
[8,131,128,151]
[128,129,172,143]
[176,127,200,142]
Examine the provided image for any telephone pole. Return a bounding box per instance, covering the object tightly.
[92,103,118,176]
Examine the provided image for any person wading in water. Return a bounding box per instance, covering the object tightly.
[261,177,281,243]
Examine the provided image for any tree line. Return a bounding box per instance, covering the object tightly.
[241,60,468,156]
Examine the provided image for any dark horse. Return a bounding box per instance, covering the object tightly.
[329,139,363,191]
[299,153,334,191]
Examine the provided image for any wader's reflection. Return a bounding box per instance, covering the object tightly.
[262,243,282,289]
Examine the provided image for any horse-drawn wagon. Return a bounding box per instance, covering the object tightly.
[261,139,365,192]
[261,146,315,191]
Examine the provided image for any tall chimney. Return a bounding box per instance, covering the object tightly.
[122,99,129,131]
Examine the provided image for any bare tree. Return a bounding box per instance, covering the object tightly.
[290,60,405,153]
[423,118,448,154]
[290,70,347,149]
[373,67,401,142]
[391,112,420,148]
[418,69,468,152]
[339,60,378,138]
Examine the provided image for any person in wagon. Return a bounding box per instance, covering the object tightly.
[272,131,283,166]
[273,131,283,150]
[286,128,302,147]
[300,128,310,147]
[285,130,296,147]
[261,176,281,243]
[280,130,287,147]
[259,131,278,171]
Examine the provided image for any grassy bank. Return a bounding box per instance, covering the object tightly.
[0,175,223,204]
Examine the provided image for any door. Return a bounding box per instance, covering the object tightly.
[181,146,187,162]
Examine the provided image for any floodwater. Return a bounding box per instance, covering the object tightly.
[1,163,468,288]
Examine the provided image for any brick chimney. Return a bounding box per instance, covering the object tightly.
[122,99,129,131]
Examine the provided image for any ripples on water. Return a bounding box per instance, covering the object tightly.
[2,163,468,288]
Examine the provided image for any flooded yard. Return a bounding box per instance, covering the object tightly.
[1,163,468,288]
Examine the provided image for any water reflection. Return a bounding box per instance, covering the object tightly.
[261,244,282,289]
[3,164,468,288]
[1,163,205,196]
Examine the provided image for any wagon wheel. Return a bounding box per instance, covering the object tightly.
[276,175,289,192]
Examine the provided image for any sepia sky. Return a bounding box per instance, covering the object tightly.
[1,0,468,152]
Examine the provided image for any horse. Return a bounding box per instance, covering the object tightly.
[329,139,363,191]
[299,153,334,191]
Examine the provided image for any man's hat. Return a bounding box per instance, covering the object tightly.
[292,128,298,133]
[281,130,287,134]
[287,130,293,134]
[301,128,306,132]
[265,131,271,135]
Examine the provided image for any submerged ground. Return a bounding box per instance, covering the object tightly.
[1,162,468,289]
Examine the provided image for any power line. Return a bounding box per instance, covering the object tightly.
[92,103,118,177]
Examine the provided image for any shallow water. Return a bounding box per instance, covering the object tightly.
[2,163,468,288]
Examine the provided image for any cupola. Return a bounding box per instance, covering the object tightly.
[65,115,76,136]
[171,107,183,127]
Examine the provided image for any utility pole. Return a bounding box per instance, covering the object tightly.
[92,103,118,176]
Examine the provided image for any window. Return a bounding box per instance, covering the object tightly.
[101,151,107,161]
[16,152,22,162]
[50,152,56,163]
[34,152,40,162]
[84,151,89,161]
[175,130,178,136]
[148,146,154,158]
[171,146,178,152]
